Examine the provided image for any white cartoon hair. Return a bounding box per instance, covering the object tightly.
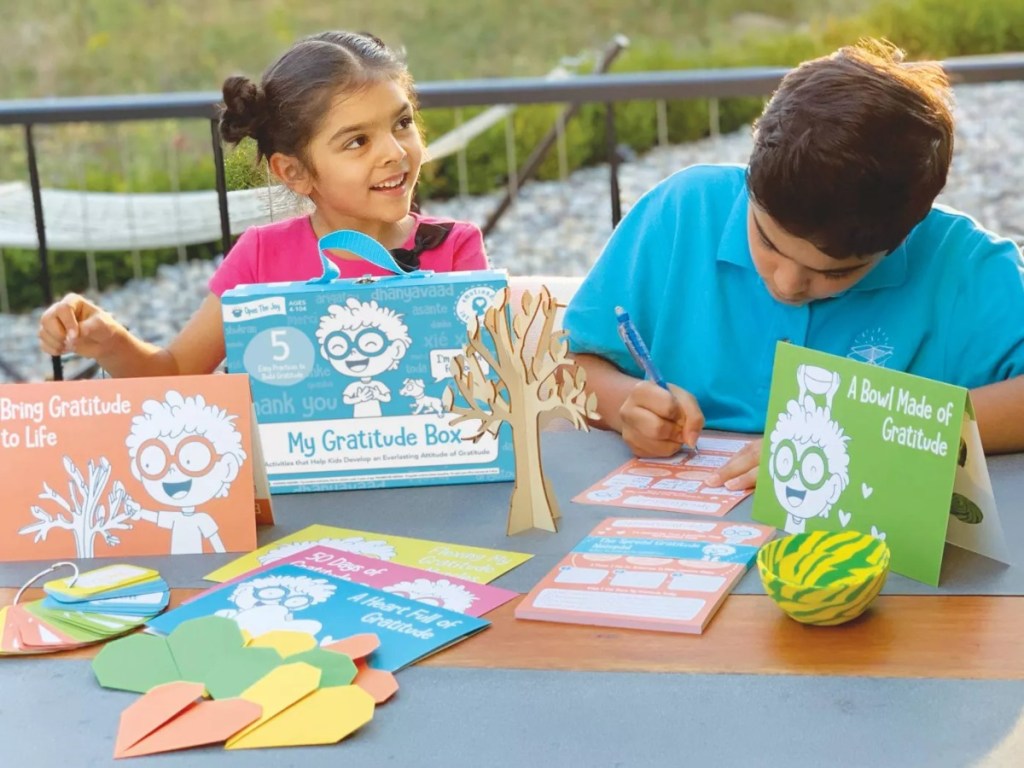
[315,298,411,362]
[125,391,246,489]
[229,574,336,610]
[382,578,477,613]
[769,401,851,494]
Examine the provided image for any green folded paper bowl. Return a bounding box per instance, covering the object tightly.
[757,530,891,626]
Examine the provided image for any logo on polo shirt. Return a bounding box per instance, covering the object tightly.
[847,327,893,367]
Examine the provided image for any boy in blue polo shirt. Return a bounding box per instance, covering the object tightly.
[564,39,1024,489]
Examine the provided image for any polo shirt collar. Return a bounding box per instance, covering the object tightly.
[714,183,909,293]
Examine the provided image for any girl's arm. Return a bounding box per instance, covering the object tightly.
[39,292,227,378]
[971,376,1024,453]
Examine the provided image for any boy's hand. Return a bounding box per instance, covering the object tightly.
[708,438,763,490]
[38,293,121,359]
[619,381,704,458]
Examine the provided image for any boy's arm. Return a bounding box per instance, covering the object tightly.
[971,376,1024,453]
[575,353,703,457]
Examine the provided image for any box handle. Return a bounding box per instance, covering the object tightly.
[309,229,431,285]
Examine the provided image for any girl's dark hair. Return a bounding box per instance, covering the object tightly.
[747,39,954,259]
[218,31,414,165]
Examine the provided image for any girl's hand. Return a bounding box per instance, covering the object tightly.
[708,438,763,490]
[619,380,704,458]
[38,293,122,360]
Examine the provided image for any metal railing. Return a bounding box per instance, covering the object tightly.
[2,52,1023,381]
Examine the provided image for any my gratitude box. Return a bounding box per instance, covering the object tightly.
[221,230,514,494]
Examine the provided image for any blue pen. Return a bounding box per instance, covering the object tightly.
[614,306,698,454]
[614,306,668,388]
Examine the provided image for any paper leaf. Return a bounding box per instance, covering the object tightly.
[248,629,317,657]
[227,663,321,748]
[353,661,399,704]
[116,682,261,758]
[322,633,380,662]
[167,616,247,684]
[225,685,374,749]
[203,646,283,700]
[288,647,358,687]
[92,634,181,694]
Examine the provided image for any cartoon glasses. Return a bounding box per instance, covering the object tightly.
[772,439,830,491]
[253,586,313,610]
[321,328,389,360]
[135,436,217,480]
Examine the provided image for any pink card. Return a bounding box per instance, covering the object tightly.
[196,544,518,617]
[516,517,775,634]
[573,432,755,517]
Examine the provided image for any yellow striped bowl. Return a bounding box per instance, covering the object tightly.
[757,530,891,626]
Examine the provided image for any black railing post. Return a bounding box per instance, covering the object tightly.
[604,103,622,228]
[25,124,63,381]
[210,118,232,254]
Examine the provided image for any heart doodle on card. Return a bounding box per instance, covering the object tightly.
[870,525,887,541]
[838,510,852,528]
[861,482,874,499]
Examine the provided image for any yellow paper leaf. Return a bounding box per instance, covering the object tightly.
[226,685,375,749]
[248,630,316,657]
[227,662,320,747]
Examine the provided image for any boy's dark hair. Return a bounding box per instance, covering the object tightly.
[218,31,414,167]
[747,39,954,259]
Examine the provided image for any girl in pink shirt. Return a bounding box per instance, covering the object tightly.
[39,31,488,377]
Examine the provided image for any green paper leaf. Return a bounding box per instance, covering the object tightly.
[166,616,246,684]
[203,646,283,699]
[92,634,181,693]
[288,648,358,687]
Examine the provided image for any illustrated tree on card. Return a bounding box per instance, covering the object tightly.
[442,286,598,535]
[19,456,134,557]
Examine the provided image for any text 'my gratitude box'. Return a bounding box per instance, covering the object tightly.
[222,230,514,494]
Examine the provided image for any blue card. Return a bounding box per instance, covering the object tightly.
[146,563,489,671]
[45,577,169,604]
[573,536,760,566]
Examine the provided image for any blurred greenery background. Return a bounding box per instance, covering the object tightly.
[1,0,1022,309]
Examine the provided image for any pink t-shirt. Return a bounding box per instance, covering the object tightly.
[209,213,488,296]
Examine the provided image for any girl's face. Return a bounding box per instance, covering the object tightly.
[299,78,423,234]
[747,203,882,306]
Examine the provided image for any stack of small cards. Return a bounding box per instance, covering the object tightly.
[0,564,169,655]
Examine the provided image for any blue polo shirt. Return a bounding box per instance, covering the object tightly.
[564,164,1024,433]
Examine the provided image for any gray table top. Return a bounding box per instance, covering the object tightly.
[2,430,1023,767]
[1,660,1021,768]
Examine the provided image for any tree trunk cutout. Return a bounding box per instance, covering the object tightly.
[442,286,597,535]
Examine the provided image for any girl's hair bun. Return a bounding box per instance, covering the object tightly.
[218,75,267,145]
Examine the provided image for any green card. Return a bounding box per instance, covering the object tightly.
[752,343,1009,586]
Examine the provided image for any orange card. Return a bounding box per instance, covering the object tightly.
[0,375,272,562]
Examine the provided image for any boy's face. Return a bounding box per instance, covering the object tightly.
[747,205,883,306]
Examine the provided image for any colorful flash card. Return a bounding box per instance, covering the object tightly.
[151,564,490,671]
[573,432,755,516]
[204,524,531,585]
[0,375,272,562]
[752,343,1010,586]
[205,544,518,617]
[516,517,775,634]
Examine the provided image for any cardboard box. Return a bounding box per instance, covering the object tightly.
[221,230,514,494]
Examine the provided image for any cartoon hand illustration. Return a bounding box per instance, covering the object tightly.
[360,388,375,402]
[124,497,141,518]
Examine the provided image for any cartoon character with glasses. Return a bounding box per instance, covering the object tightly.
[216,573,336,639]
[124,390,247,554]
[316,298,412,418]
[768,374,851,534]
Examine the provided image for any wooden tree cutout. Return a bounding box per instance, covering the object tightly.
[442,286,598,535]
